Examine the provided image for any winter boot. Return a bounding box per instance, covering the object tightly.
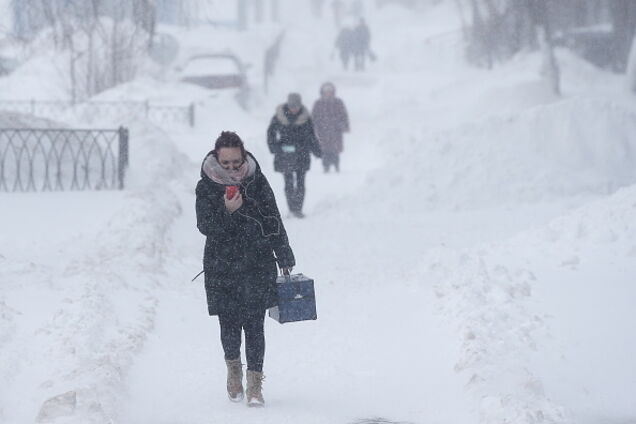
[246,370,265,407]
[225,358,244,402]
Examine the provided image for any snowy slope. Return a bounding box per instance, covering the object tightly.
[426,184,636,423]
[365,97,636,211]
[0,122,189,423]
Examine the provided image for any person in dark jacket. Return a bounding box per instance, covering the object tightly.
[267,93,322,218]
[335,26,354,70]
[195,131,295,407]
[351,18,371,71]
[311,82,350,173]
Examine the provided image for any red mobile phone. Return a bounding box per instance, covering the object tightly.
[225,185,238,199]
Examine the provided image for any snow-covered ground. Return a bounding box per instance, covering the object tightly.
[1,2,636,424]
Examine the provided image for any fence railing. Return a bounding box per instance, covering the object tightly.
[0,127,129,192]
[0,99,195,127]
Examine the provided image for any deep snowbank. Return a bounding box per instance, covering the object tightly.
[36,124,187,424]
[0,121,188,423]
[426,247,570,424]
[365,97,636,210]
[425,182,636,424]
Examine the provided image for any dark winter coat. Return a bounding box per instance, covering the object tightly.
[351,22,371,55]
[312,97,349,154]
[267,104,322,173]
[195,151,295,316]
[335,27,354,56]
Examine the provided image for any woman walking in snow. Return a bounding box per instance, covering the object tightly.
[195,131,295,407]
[312,82,350,173]
[267,93,322,218]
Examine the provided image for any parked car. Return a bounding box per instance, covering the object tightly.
[179,53,250,109]
[179,53,248,89]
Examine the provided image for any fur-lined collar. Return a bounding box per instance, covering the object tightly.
[276,104,310,126]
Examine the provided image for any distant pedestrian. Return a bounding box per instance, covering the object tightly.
[351,18,371,71]
[350,0,364,17]
[335,26,354,70]
[195,131,296,407]
[331,0,345,27]
[267,93,322,218]
[312,82,350,173]
[311,0,325,18]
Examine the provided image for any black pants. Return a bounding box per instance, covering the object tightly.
[218,311,266,372]
[283,171,306,213]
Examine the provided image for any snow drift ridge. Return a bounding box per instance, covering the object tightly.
[404,98,636,209]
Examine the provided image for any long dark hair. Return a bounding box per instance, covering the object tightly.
[213,131,247,159]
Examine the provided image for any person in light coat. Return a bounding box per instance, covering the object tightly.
[311,82,350,173]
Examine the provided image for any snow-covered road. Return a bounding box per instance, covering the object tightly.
[118,5,636,422]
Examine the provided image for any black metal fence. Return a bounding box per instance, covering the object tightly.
[0,100,195,127]
[0,127,129,192]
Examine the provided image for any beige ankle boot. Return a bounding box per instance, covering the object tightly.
[246,370,265,407]
[225,358,244,402]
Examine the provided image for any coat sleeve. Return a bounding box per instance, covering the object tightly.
[256,177,296,268]
[311,102,320,124]
[310,103,320,140]
[339,99,350,132]
[305,118,322,158]
[195,179,237,240]
[267,116,280,154]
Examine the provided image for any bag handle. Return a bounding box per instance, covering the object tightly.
[280,266,291,281]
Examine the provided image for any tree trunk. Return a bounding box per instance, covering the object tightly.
[538,26,560,96]
[111,19,119,90]
[455,0,468,40]
[627,33,636,93]
[67,35,78,103]
[531,0,560,95]
[87,30,94,98]
[470,0,491,69]
[609,0,636,72]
